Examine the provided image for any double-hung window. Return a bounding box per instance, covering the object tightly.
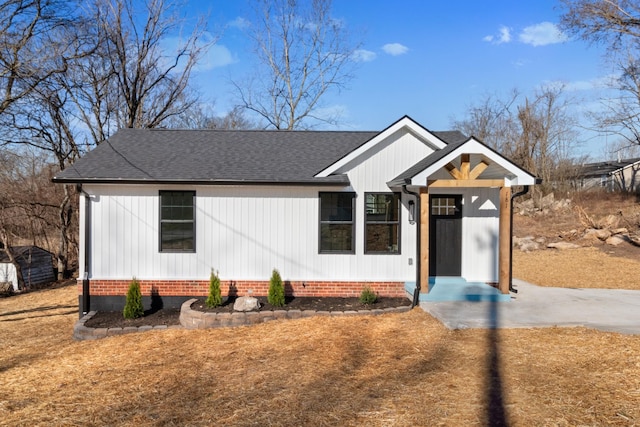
[365,193,400,254]
[319,192,355,253]
[159,191,195,252]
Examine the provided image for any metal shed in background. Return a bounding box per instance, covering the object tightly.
[0,246,55,291]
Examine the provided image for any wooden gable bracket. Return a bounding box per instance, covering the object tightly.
[445,154,489,180]
[431,154,498,188]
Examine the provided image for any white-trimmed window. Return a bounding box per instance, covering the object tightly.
[159,191,195,252]
[365,193,400,254]
[319,192,355,253]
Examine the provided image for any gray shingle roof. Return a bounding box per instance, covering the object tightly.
[53,127,465,185]
[580,157,640,178]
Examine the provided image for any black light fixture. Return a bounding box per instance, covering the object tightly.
[408,200,416,224]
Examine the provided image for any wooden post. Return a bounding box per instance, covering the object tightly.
[498,186,511,294]
[420,188,429,294]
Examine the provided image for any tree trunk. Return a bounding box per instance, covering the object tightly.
[56,185,73,280]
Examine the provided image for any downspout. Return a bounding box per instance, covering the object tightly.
[402,180,421,308]
[76,184,91,315]
[509,185,530,293]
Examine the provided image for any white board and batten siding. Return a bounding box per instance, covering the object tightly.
[79,128,503,285]
[80,184,418,284]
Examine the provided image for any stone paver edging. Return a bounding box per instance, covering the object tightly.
[73,311,183,340]
[73,299,412,339]
[179,298,411,329]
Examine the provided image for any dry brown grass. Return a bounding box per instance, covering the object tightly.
[1,282,639,426]
[514,246,640,289]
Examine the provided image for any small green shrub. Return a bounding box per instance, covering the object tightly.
[359,286,378,305]
[123,278,144,319]
[268,268,285,307]
[205,269,223,308]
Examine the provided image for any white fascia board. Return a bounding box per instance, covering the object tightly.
[409,138,537,186]
[314,117,447,178]
[613,160,640,174]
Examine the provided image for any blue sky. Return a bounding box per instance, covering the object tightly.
[185,0,612,158]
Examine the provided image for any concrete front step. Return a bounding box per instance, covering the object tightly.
[405,278,512,302]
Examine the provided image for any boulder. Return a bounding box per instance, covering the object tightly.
[233,296,261,312]
[595,229,612,241]
[582,228,601,241]
[606,235,629,246]
[547,242,581,250]
[513,236,540,252]
[540,192,555,209]
[582,228,612,241]
[519,241,540,252]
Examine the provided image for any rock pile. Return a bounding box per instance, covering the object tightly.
[513,195,639,252]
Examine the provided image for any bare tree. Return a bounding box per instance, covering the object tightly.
[451,89,520,152]
[84,0,212,134]
[1,0,214,280]
[0,150,66,288]
[0,0,83,117]
[167,105,257,130]
[560,1,640,149]
[234,0,360,130]
[560,0,640,48]
[452,85,578,191]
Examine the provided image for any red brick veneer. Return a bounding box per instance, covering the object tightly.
[79,279,406,298]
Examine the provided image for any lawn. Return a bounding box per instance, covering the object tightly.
[1,272,639,426]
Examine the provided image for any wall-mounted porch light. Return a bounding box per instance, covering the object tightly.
[408,200,416,224]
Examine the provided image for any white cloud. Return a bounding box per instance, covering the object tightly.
[196,44,237,71]
[352,49,377,62]
[558,75,617,91]
[162,34,236,73]
[498,26,512,43]
[484,26,511,44]
[228,16,249,29]
[382,43,409,56]
[519,22,568,46]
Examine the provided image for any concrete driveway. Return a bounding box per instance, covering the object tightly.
[420,279,640,335]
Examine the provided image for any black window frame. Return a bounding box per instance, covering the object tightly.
[364,192,401,254]
[159,190,196,253]
[318,192,356,254]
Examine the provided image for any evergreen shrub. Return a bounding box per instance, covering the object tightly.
[268,268,285,307]
[205,269,223,308]
[123,278,144,319]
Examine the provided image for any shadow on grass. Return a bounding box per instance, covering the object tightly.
[0,305,77,318]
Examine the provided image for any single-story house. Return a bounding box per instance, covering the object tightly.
[577,157,640,193]
[0,246,55,291]
[53,116,537,313]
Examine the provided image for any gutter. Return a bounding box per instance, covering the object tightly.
[76,184,91,316]
[402,180,421,308]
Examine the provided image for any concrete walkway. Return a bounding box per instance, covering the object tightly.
[420,279,640,335]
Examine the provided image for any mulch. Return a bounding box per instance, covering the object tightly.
[85,296,412,328]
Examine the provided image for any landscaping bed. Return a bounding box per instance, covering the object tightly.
[83,296,412,329]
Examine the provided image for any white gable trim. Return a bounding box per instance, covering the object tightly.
[613,159,640,174]
[315,116,447,178]
[408,138,537,186]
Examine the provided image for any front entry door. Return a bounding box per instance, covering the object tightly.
[429,195,462,276]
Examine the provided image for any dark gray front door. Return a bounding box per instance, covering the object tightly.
[429,195,462,276]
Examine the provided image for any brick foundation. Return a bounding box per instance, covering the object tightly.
[79,279,407,299]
